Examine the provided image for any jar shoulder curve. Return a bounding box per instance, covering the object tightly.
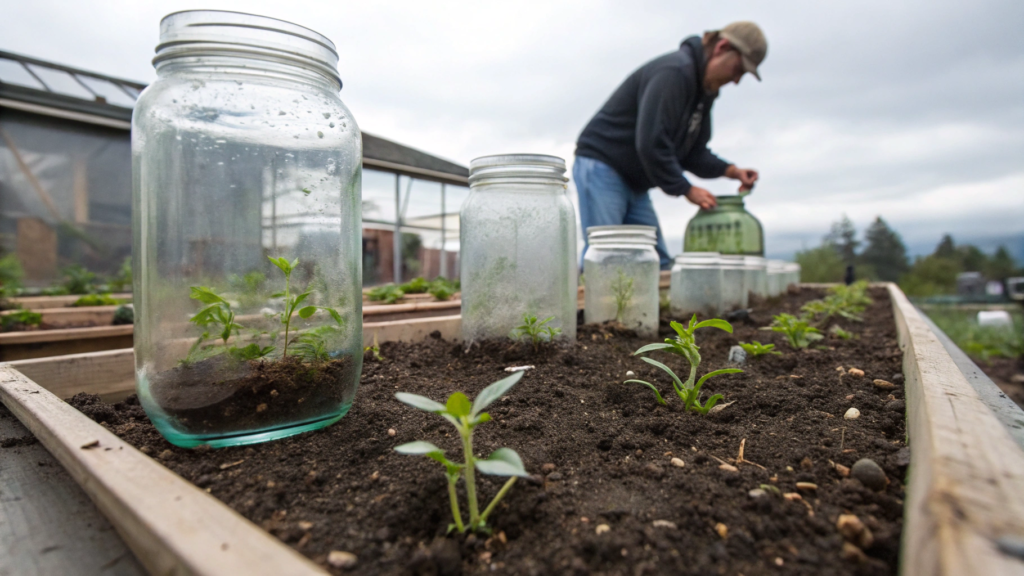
[133,76,360,149]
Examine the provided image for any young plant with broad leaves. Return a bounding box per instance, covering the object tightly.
[268,256,342,358]
[738,341,781,357]
[626,315,743,414]
[510,314,561,349]
[182,286,244,365]
[367,284,405,304]
[765,313,823,349]
[394,372,529,533]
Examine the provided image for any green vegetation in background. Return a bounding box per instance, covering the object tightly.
[72,293,123,307]
[108,257,133,293]
[1,309,42,331]
[795,215,1021,295]
[0,253,24,300]
[922,306,1023,363]
[367,284,405,304]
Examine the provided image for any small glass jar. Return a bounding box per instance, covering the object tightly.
[670,252,722,317]
[132,11,363,448]
[583,226,659,336]
[683,195,765,255]
[742,255,768,300]
[718,255,748,311]
[460,154,577,343]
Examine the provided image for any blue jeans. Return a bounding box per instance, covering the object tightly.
[574,156,672,269]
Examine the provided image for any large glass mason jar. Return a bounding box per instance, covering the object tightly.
[460,155,577,343]
[742,255,768,300]
[718,255,748,311]
[670,252,722,317]
[132,11,363,448]
[583,226,659,337]
[683,195,764,255]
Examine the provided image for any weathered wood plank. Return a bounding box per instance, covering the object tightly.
[9,349,135,401]
[5,293,132,310]
[889,283,1024,575]
[0,305,118,328]
[0,404,146,576]
[0,367,329,576]
[0,325,133,345]
[363,314,460,346]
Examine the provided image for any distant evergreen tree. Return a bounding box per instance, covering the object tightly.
[859,217,909,282]
[987,246,1019,280]
[934,234,956,259]
[957,245,988,272]
[824,215,859,265]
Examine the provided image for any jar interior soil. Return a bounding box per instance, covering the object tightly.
[148,356,354,440]
[73,287,906,575]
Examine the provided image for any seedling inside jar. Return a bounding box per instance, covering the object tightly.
[626,315,742,414]
[738,341,781,357]
[510,313,561,349]
[268,256,342,358]
[394,371,529,533]
[765,313,823,349]
[611,269,635,324]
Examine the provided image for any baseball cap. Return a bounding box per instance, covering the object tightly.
[714,21,767,81]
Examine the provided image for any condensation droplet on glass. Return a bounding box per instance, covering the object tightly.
[326,159,337,175]
[217,161,224,165]
[317,131,324,138]
[323,112,331,119]
[278,111,286,116]
[329,122,335,128]
[175,135,182,140]
[342,122,347,128]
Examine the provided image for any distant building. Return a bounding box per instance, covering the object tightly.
[956,272,986,297]
[0,50,465,287]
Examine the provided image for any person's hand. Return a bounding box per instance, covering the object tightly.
[685,186,717,210]
[725,165,759,192]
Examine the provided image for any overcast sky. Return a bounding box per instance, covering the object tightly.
[3,0,1022,260]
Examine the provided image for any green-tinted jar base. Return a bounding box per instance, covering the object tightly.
[152,404,350,449]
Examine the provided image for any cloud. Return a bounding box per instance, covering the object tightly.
[2,0,1021,261]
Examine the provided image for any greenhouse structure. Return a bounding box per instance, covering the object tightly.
[0,49,467,289]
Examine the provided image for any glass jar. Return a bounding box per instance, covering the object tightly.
[460,154,577,343]
[583,226,660,336]
[718,255,748,311]
[683,195,764,255]
[742,255,768,300]
[670,252,722,317]
[766,260,786,297]
[132,11,363,448]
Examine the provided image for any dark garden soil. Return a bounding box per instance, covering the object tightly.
[148,355,354,435]
[70,286,907,575]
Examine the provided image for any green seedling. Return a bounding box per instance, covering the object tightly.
[60,265,97,295]
[611,269,635,324]
[182,286,242,366]
[765,313,823,349]
[400,277,430,294]
[395,371,529,533]
[428,277,460,301]
[364,333,385,361]
[72,293,121,307]
[293,324,343,363]
[626,315,743,414]
[830,325,854,340]
[268,256,342,358]
[1,309,42,331]
[510,314,561,349]
[228,343,276,361]
[738,341,782,357]
[367,284,405,304]
[112,305,134,325]
[109,257,132,292]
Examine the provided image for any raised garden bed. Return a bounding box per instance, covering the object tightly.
[3,293,133,310]
[3,283,1023,575]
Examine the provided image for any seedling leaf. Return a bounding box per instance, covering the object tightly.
[693,318,734,333]
[633,342,675,355]
[470,371,523,417]
[395,441,444,457]
[298,306,317,319]
[396,392,447,414]
[639,356,685,390]
[475,448,529,477]
[625,379,667,405]
[446,392,472,417]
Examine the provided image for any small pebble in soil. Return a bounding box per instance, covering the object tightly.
[158,449,174,460]
[848,367,865,378]
[837,514,874,549]
[595,524,610,535]
[625,370,635,378]
[835,464,851,477]
[541,463,557,474]
[845,394,855,400]
[796,482,818,491]
[670,457,685,468]
[851,458,887,491]
[387,428,396,437]
[873,379,895,390]
[256,403,267,413]
[800,457,813,470]
[546,472,562,481]
[715,523,728,539]
[841,542,868,563]
[727,345,747,365]
[748,488,767,499]
[327,550,358,569]
[652,520,677,529]
[719,463,738,472]
[783,493,802,501]
[891,373,905,384]
[774,557,784,567]
[844,407,861,420]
